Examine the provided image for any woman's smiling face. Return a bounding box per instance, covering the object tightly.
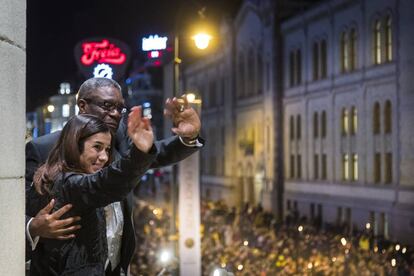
[79,132,111,173]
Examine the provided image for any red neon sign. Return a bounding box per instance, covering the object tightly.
[81,39,126,66]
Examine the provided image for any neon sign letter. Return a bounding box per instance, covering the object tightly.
[81,39,126,66]
[142,35,168,51]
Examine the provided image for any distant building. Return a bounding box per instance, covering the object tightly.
[183,0,414,245]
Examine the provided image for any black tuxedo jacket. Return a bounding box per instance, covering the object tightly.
[25,121,201,274]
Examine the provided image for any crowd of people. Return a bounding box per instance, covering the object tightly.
[130,199,414,276]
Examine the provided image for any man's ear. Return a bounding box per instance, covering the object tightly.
[77,99,87,114]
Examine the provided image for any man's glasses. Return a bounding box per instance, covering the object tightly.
[84,99,127,114]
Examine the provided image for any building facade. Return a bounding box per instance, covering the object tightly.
[282,0,414,245]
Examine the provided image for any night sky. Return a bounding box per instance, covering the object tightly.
[26,0,241,112]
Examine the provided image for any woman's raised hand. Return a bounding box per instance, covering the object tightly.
[127,106,154,153]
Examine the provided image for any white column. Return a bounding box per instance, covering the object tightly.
[178,152,201,276]
[0,0,26,274]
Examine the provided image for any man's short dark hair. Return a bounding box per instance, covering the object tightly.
[76,77,122,103]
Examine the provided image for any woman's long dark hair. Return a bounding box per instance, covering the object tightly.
[34,114,113,195]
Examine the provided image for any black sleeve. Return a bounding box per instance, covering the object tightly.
[25,141,43,193]
[57,146,157,211]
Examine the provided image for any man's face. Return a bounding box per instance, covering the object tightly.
[78,86,125,133]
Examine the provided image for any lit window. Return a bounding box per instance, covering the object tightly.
[384,100,392,134]
[351,106,358,135]
[352,153,358,181]
[340,32,349,72]
[350,28,357,70]
[373,102,381,134]
[373,20,382,65]
[342,108,349,136]
[342,154,349,181]
[385,16,393,62]
[62,104,70,117]
[374,153,381,183]
[385,152,392,184]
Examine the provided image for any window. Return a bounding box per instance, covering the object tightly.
[351,106,358,135]
[373,102,381,134]
[374,152,381,183]
[385,16,393,62]
[297,154,302,179]
[340,32,349,72]
[290,155,295,178]
[350,28,357,70]
[314,154,319,179]
[342,108,349,136]
[385,152,392,184]
[384,100,392,134]
[290,116,295,140]
[321,40,327,78]
[342,154,349,181]
[62,104,70,117]
[321,111,327,138]
[296,115,301,140]
[289,48,302,86]
[313,42,319,80]
[373,20,382,65]
[352,153,358,181]
[313,112,319,138]
[321,154,327,180]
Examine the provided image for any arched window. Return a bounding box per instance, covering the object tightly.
[247,47,255,96]
[342,108,349,136]
[296,115,301,140]
[351,106,358,135]
[290,116,295,140]
[342,154,349,180]
[373,20,382,64]
[350,28,358,70]
[321,111,327,138]
[385,16,393,62]
[373,102,381,134]
[313,42,319,80]
[321,40,327,78]
[384,100,392,133]
[313,112,319,138]
[340,32,349,72]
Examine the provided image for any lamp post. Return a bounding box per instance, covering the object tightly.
[170,29,211,276]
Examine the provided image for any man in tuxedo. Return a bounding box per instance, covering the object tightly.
[26,77,203,275]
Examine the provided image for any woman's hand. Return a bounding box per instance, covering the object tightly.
[127,106,154,153]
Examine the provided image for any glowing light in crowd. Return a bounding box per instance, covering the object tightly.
[395,244,400,251]
[243,240,249,246]
[402,247,407,254]
[186,93,196,103]
[365,223,371,230]
[237,264,244,271]
[391,258,396,267]
[374,246,379,253]
[47,105,55,113]
[213,269,220,276]
[341,237,347,246]
[332,257,337,262]
[142,35,168,51]
[221,263,226,268]
[307,263,313,269]
[298,225,304,232]
[160,250,172,264]
[153,208,160,215]
[345,249,350,254]
[192,33,212,50]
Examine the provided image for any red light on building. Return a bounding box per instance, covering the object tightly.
[81,39,126,66]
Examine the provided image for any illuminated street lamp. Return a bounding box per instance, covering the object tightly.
[192,33,212,50]
[47,104,55,113]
